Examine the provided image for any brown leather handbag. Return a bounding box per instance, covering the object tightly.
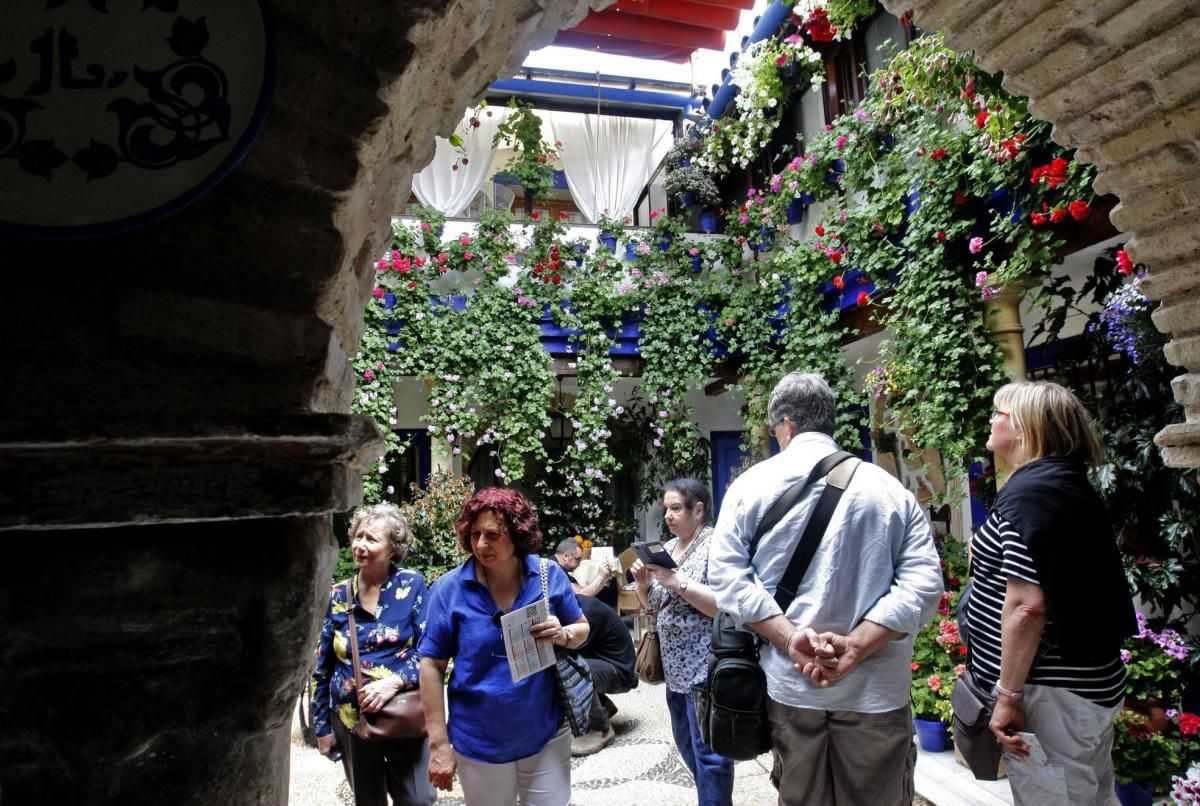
[634,613,665,684]
[345,580,427,741]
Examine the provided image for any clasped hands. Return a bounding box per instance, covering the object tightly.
[630,559,683,593]
[786,627,860,687]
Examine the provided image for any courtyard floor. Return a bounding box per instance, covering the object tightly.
[289,679,1011,805]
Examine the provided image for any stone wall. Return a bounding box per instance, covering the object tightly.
[883,0,1200,468]
[0,2,599,803]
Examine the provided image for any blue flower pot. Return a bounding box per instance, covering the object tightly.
[681,191,696,207]
[690,254,702,272]
[758,228,775,252]
[824,158,846,186]
[680,156,692,168]
[625,242,638,260]
[598,233,617,253]
[799,190,816,205]
[658,234,673,252]
[912,718,950,752]
[1114,781,1154,806]
[383,293,396,310]
[699,210,719,233]
[786,197,806,224]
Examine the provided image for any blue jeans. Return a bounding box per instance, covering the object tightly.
[665,688,734,806]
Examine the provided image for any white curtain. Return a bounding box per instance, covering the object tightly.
[548,112,673,223]
[412,107,509,217]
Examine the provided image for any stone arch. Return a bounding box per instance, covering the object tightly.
[883,0,1200,467]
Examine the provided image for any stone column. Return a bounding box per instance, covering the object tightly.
[983,286,1028,487]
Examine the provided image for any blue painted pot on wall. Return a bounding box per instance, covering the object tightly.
[598,232,617,253]
[786,197,806,224]
[625,242,638,260]
[681,191,696,207]
[1114,781,1154,806]
[699,210,719,233]
[658,233,674,252]
[691,254,702,272]
[824,158,846,186]
[912,719,950,752]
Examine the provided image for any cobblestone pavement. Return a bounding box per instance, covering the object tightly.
[290,682,936,805]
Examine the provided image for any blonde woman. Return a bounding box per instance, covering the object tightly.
[965,381,1135,805]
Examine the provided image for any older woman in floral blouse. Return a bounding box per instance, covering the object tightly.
[632,478,734,806]
[311,503,433,806]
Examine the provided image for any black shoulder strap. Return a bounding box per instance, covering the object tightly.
[745,450,859,612]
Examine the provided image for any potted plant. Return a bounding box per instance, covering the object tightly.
[662,164,721,209]
[1111,711,1180,805]
[909,589,966,751]
[493,98,559,215]
[1122,613,1188,728]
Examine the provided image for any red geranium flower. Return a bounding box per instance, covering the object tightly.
[1049,208,1067,224]
[830,251,843,264]
[929,148,948,161]
[1030,212,1047,227]
[856,291,870,307]
[1116,249,1134,276]
[1068,200,1091,221]
[936,230,946,242]
[815,225,825,236]
[954,189,968,205]
[833,275,845,290]
[1178,713,1200,736]
[975,110,989,129]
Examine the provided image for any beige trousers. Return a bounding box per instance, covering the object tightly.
[767,697,916,806]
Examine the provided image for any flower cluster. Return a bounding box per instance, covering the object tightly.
[1094,281,1166,367]
[1174,762,1200,804]
[1120,611,1189,703]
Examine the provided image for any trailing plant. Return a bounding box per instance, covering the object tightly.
[662,165,722,209]
[493,98,559,204]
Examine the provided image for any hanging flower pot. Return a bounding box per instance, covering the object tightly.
[699,210,719,233]
[758,227,775,252]
[681,191,696,208]
[690,254,703,272]
[786,197,806,224]
[824,158,847,186]
[598,232,618,253]
[658,233,674,252]
[799,190,816,205]
[625,242,638,260]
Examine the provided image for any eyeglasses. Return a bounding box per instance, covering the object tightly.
[990,410,1010,421]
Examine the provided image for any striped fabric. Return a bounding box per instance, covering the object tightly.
[968,510,1126,708]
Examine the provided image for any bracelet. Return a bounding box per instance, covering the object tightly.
[995,684,1024,700]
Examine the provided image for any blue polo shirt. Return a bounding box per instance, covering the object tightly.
[419,554,582,763]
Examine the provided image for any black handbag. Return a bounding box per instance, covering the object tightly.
[693,451,858,760]
[950,667,1004,780]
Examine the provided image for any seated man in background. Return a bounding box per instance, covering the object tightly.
[571,594,637,756]
[554,537,614,600]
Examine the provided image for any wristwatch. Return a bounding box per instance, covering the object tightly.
[678,579,690,593]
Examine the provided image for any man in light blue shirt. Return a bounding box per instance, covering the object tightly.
[708,372,942,805]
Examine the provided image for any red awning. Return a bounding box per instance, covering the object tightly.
[554,0,752,63]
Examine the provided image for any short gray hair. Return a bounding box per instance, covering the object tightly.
[347,502,411,564]
[767,372,836,437]
[555,537,581,555]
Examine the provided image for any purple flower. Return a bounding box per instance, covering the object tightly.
[1120,649,1132,664]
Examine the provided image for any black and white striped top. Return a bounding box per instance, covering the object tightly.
[967,510,1126,708]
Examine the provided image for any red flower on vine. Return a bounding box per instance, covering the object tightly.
[1030,212,1047,227]
[1178,713,1200,736]
[833,275,845,290]
[1049,208,1067,224]
[1069,200,1091,221]
[929,148,948,161]
[856,291,870,307]
[1116,249,1134,276]
[1031,157,1070,188]
[975,110,989,129]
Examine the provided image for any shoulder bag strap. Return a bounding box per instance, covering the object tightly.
[540,557,550,607]
[748,450,855,558]
[772,455,859,611]
[344,579,364,695]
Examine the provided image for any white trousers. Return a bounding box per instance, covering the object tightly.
[1004,684,1121,806]
[455,726,572,806]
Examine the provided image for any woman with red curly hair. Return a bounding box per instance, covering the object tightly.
[418,487,589,805]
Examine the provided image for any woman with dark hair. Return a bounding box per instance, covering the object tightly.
[966,380,1135,804]
[631,478,734,806]
[418,487,589,805]
[311,502,434,806]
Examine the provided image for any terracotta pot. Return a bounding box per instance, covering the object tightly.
[1124,698,1169,733]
